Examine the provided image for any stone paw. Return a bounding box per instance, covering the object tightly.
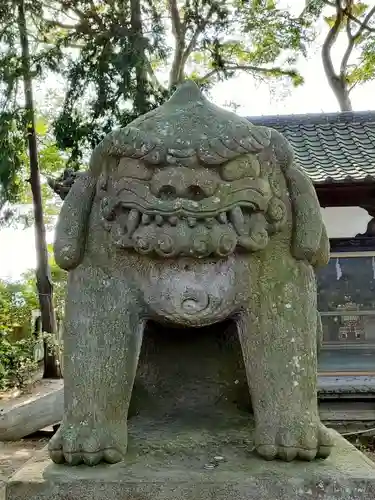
[48,419,127,466]
[255,420,333,462]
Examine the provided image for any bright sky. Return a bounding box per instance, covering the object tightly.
[1,15,374,281]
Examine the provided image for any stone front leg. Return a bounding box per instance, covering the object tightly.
[48,265,144,466]
[237,257,333,462]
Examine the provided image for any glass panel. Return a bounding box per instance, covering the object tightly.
[316,254,375,374]
[318,312,375,374]
[317,255,375,312]
[318,349,375,374]
[320,312,375,345]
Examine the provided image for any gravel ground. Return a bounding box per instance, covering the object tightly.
[0,434,49,481]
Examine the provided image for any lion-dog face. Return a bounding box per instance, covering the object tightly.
[96,151,290,259]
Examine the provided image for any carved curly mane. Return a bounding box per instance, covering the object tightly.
[90,81,272,168]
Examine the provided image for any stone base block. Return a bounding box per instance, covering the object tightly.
[6,428,375,500]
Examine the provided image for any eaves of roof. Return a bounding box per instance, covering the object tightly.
[246,111,375,184]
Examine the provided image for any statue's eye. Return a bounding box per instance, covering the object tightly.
[221,155,260,181]
[118,158,153,180]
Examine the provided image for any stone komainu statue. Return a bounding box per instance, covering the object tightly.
[49,81,332,466]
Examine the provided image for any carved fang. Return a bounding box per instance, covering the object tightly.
[155,214,164,226]
[187,217,197,227]
[217,213,227,224]
[127,209,141,236]
[142,214,151,225]
[228,207,245,235]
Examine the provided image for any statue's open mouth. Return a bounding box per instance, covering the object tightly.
[98,174,286,258]
[101,201,277,258]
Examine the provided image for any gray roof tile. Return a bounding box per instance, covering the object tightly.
[246,111,375,184]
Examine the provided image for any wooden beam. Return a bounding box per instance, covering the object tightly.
[315,181,375,208]
[0,380,63,441]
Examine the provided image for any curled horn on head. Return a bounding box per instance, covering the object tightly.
[90,121,273,168]
[270,129,329,267]
[89,127,164,174]
[198,127,271,165]
[105,127,163,163]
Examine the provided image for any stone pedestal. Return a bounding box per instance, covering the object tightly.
[6,423,375,500]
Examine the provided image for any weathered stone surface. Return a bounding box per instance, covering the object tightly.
[6,430,375,500]
[51,80,332,466]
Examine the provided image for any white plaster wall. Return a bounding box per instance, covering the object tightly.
[321,207,372,238]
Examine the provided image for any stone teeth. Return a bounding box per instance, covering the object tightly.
[141,214,151,225]
[229,206,245,235]
[217,212,227,224]
[155,214,164,226]
[187,216,197,227]
[169,216,178,226]
[126,209,141,236]
[205,218,215,228]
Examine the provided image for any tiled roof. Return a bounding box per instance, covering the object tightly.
[246,111,375,184]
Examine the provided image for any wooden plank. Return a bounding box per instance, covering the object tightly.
[318,375,375,393]
[320,400,375,422]
[0,380,63,441]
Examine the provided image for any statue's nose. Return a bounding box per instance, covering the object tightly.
[151,167,219,200]
[156,184,207,201]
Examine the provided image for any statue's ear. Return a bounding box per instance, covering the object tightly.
[284,165,329,266]
[268,128,329,266]
[54,172,97,271]
[311,223,330,268]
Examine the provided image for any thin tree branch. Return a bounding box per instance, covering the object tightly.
[200,64,300,82]
[40,1,79,22]
[322,0,344,81]
[348,79,360,93]
[46,20,80,30]
[339,1,375,78]
[169,4,219,88]
[323,0,375,33]
[346,10,375,33]
[352,5,375,37]
[182,5,216,64]
[340,0,355,77]
[0,22,14,41]
[144,59,165,91]
[59,1,87,21]
[168,0,183,39]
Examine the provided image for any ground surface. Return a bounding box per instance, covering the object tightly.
[0,380,54,488]
[0,381,374,486]
[0,430,374,485]
[0,435,49,481]
[7,429,375,500]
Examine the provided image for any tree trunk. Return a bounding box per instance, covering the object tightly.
[321,4,353,113]
[169,44,185,89]
[17,0,61,378]
[327,76,353,112]
[130,0,149,115]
